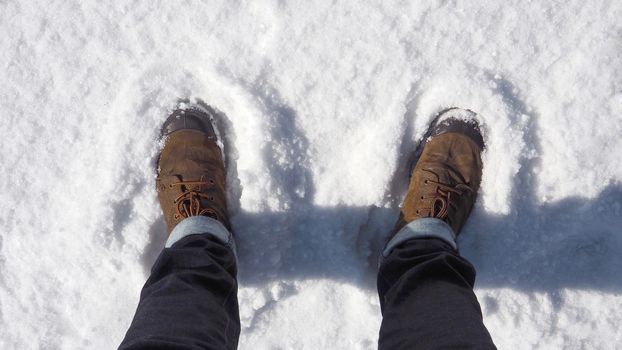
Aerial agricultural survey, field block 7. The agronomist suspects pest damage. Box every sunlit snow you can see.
[1,1,621,349]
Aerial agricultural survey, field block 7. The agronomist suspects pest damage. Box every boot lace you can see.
[421,169,472,220]
[170,176,219,220]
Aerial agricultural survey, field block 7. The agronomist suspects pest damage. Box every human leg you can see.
[119,106,238,349]
[119,218,239,350]
[377,229,495,349]
[377,108,495,349]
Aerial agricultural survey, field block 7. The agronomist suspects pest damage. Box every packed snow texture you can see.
[1,1,622,349]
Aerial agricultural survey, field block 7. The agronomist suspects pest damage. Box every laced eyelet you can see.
[169,178,216,219]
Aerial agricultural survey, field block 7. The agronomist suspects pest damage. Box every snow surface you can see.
[1,1,622,349]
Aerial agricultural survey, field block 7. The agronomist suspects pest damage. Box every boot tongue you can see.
[423,167,465,218]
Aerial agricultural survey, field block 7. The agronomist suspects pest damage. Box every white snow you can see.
[1,0,622,349]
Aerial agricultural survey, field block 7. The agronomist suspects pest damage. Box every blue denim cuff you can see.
[166,216,236,258]
[381,218,457,260]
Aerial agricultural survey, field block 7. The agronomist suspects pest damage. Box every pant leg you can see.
[119,233,240,350]
[377,237,495,350]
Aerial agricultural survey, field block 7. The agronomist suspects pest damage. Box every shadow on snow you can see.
[141,82,622,296]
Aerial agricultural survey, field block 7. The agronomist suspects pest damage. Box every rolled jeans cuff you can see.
[166,216,237,258]
[381,218,457,260]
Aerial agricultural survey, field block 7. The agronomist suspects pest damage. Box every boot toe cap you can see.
[430,108,485,149]
[162,108,217,139]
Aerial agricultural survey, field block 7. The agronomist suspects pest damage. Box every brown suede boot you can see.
[155,107,230,234]
[395,108,484,235]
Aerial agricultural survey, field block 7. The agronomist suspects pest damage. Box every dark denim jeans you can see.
[377,238,496,349]
[119,235,495,349]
